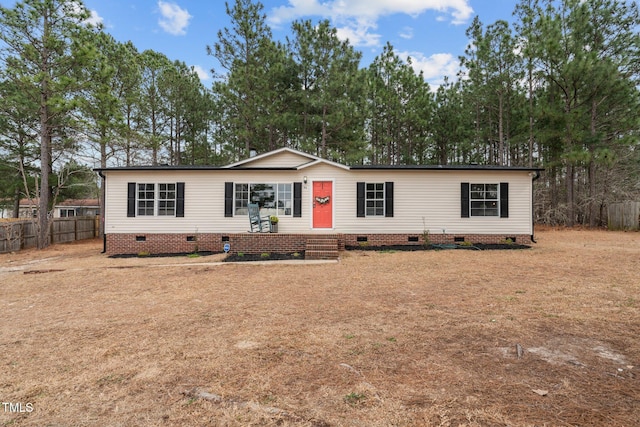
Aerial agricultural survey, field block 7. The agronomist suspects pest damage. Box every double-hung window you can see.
[137,184,155,216]
[357,182,394,218]
[158,183,176,216]
[365,183,385,216]
[133,183,179,216]
[461,182,508,218]
[234,184,249,215]
[470,183,499,216]
[276,184,292,215]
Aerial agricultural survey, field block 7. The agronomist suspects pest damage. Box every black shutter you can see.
[293,182,302,217]
[356,182,365,217]
[127,182,136,217]
[500,182,509,218]
[224,182,233,217]
[385,182,394,217]
[176,182,185,217]
[461,182,470,218]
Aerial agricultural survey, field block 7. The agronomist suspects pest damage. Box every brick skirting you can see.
[344,233,532,247]
[105,232,532,256]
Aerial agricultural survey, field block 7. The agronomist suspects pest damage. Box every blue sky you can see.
[82,0,520,88]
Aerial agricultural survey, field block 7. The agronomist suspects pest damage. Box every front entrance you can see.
[312,181,333,229]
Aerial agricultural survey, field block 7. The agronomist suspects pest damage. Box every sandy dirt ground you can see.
[0,228,638,426]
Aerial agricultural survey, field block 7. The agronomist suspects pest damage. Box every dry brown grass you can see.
[1,229,639,426]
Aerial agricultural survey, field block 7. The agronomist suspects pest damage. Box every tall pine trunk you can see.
[566,163,575,227]
[588,98,598,227]
[498,90,504,165]
[321,104,327,158]
[37,10,51,249]
[38,105,52,248]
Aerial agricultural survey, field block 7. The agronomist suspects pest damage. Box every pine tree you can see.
[289,19,364,160]
[208,0,276,159]
[0,0,97,248]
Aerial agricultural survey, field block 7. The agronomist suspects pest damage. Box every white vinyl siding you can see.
[235,150,314,168]
[103,165,534,236]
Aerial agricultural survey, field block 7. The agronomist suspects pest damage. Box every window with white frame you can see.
[277,183,292,215]
[365,183,385,216]
[136,183,177,216]
[137,183,155,216]
[234,183,292,216]
[470,183,499,216]
[158,183,176,216]
[234,184,249,215]
[59,208,75,217]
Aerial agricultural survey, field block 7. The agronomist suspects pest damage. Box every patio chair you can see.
[248,203,271,232]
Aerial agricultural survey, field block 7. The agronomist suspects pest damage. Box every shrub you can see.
[421,217,431,247]
[344,392,367,405]
[422,229,430,247]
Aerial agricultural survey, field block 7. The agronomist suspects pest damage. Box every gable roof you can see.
[222,147,351,170]
[94,148,543,173]
[3,198,100,208]
[55,199,100,207]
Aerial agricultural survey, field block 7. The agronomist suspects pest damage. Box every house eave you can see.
[349,165,545,172]
[297,159,350,171]
[222,147,317,168]
[94,166,297,173]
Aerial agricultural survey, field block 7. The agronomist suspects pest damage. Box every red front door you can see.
[312,181,333,228]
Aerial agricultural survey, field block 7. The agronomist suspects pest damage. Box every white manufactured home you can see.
[96,148,542,257]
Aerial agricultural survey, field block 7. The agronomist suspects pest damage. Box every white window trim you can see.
[470,183,499,217]
[158,183,177,216]
[365,182,386,217]
[234,182,294,217]
[60,208,75,217]
[136,182,177,217]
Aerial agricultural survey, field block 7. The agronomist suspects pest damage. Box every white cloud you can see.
[192,65,210,81]
[268,0,473,47]
[64,2,104,27]
[271,0,473,22]
[269,0,332,26]
[157,1,192,36]
[399,26,413,39]
[85,10,104,27]
[398,51,460,87]
[335,18,381,47]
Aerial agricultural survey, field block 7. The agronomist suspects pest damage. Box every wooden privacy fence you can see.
[0,216,99,253]
[607,202,640,231]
